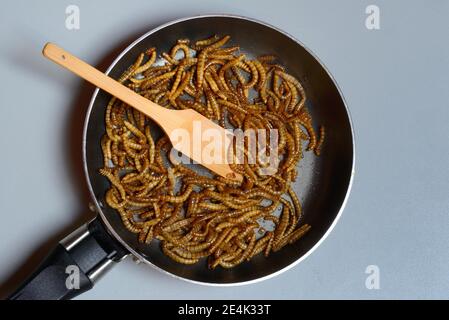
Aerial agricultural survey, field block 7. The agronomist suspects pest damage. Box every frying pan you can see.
[8,14,354,300]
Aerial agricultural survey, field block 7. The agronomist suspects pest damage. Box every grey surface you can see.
[0,0,447,299]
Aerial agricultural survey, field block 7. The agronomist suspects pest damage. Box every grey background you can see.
[0,0,448,299]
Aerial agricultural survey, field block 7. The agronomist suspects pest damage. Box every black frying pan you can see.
[8,15,354,300]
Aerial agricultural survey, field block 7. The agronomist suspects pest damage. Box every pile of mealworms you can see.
[99,35,324,269]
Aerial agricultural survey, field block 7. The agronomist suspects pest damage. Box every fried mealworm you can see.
[99,35,321,269]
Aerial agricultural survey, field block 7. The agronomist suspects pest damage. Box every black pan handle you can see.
[8,216,128,300]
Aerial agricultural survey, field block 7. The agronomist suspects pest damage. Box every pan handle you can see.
[8,217,128,300]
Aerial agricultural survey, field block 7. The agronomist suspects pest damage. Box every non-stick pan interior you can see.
[84,15,354,284]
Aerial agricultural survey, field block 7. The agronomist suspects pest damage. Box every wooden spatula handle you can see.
[43,43,242,181]
[42,43,171,122]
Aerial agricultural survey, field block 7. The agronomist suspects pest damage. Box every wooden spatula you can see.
[43,43,242,182]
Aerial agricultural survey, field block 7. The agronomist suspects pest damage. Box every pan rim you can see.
[82,13,356,287]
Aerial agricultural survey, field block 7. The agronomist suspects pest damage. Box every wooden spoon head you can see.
[160,109,243,182]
